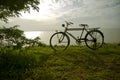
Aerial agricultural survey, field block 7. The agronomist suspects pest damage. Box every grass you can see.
[0,43,120,80]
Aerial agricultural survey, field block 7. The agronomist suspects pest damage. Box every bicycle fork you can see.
[56,33,66,43]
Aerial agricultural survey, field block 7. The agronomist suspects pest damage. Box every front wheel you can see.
[85,30,104,50]
[50,32,70,51]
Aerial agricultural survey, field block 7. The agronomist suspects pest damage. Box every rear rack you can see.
[88,27,100,30]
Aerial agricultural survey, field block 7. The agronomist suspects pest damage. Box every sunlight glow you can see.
[21,0,57,21]
[24,31,42,39]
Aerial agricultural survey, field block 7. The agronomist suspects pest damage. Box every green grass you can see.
[0,44,120,80]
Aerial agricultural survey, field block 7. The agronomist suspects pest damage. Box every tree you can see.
[0,25,24,48]
[0,25,46,48]
[0,0,40,22]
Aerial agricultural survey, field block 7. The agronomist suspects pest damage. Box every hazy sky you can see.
[0,0,120,31]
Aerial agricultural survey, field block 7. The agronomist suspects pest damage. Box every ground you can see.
[0,43,120,80]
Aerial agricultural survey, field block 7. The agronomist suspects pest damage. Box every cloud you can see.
[51,0,120,28]
[58,0,120,17]
[20,0,120,20]
[1,0,120,31]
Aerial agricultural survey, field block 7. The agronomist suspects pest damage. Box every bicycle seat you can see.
[79,24,88,27]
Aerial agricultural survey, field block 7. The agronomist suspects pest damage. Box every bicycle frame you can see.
[63,27,90,42]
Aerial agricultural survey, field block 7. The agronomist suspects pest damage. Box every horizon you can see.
[24,28,120,44]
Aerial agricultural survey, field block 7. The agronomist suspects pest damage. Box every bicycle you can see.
[50,21,104,51]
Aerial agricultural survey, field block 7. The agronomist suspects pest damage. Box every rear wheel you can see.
[50,32,70,51]
[85,30,104,50]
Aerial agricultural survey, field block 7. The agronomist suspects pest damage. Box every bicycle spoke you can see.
[50,32,70,51]
[85,30,104,50]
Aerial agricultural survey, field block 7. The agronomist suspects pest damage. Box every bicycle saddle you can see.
[80,24,88,27]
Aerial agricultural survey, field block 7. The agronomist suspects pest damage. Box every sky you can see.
[0,0,120,31]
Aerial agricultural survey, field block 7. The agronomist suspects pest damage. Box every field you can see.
[0,43,120,80]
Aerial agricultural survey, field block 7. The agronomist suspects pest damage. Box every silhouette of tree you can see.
[0,25,46,48]
[0,25,24,48]
[0,0,40,22]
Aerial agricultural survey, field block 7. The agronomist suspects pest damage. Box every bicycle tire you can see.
[50,32,70,51]
[85,30,104,50]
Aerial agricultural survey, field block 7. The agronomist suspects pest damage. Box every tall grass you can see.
[0,43,120,80]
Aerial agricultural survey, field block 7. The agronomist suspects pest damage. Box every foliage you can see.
[25,37,47,47]
[0,25,24,48]
[0,0,40,22]
[0,25,46,48]
[0,43,120,80]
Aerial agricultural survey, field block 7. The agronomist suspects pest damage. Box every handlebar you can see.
[65,21,73,26]
[62,21,74,28]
